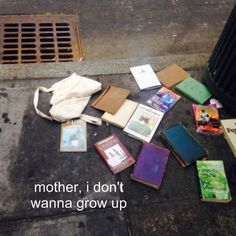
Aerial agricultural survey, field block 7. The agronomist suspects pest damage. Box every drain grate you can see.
[0,15,83,64]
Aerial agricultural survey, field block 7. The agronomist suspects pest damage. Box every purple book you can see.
[131,143,170,189]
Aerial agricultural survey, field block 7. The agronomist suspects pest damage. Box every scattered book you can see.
[157,63,190,88]
[146,87,181,113]
[91,85,130,114]
[130,64,161,90]
[60,119,87,152]
[94,134,135,174]
[196,160,232,203]
[175,77,212,104]
[221,119,236,157]
[101,99,138,128]
[160,122,208,167]
[192,104,223,135]
[131,143,170,189]
[123,104,164,143]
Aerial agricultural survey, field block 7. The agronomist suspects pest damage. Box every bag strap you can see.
[33,86,54,121]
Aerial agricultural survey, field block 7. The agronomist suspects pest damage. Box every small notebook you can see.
[131,143,170,189]
[197,160,232,203]
[94,134,135,174]
[157,64,190,88]
[130,64,161,90]
[101,99,138,128]
[124,104,164,143]
[91,86,130,114]
[175,77,212,104]
[160,123,208,167]
[60,119,87,152]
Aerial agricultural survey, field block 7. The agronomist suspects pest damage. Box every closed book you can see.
[221,119,236,157]
[91,86,130,114]
[175,77,212,104]
[157,64,190,88]
[160,123,208,167]
[94,134,135,174]
[101,99,138,128]
[196,160,232,203]
[131,143,170,189]
[130,64,161,90]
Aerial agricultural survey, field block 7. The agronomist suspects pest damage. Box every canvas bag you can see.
[34,73,102,124]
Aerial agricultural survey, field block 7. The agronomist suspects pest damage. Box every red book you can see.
[94,134,135,174]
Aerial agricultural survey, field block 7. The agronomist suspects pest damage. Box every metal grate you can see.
[0,15,83,64]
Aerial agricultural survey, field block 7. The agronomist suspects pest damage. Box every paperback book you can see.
[94,134,135,174]
[60,119,87,152]
[123,104,164,143]
[196,160,232,203]
[146,87,181,113]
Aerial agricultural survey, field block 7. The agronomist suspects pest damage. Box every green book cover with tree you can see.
[196,160,231,203]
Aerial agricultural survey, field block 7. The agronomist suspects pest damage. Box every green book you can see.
[196,160,232,203]
[175,77,212,104]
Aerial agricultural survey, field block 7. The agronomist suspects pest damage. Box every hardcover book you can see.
[192,104,223,135]
[130,64,161,90]
[94,134,135,174]
[101,99,138,128]
[221,119,236,157]
[91,85,130,114]
[160,123,208,167]
[131,143,170,189]
[146,87,181,113]
[123,104,164,143]
[196,160,232,203]
[175,77,212,104]
[60,119,87,152]
[157,64,190,88]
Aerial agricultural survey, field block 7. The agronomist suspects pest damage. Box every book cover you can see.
[60,119,87,152]
[101,99,138,128]
[157,63,190,88]
[130,64,161,90]
[123,104,164,143]
[196,160,232,203]
[131,143,170,189]
[94,134,135,174]
[91,85,130,114]
[192,104,223,135]
[221,119,236,157]
[146,87,181,113]
[175,77,212,104]
[160,122,208,167]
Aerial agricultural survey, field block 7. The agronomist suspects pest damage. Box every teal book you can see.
[196,161,232,203]
[175,77,212,104]
[160,123,208,167]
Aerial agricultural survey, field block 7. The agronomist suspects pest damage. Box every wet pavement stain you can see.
[2,113,11,124]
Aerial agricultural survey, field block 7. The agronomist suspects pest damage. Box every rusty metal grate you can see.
[0,15,83,64]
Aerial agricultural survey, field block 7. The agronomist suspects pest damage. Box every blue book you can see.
[160,123,208,167]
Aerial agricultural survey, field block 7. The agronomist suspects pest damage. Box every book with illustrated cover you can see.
[130,64,161,90]
[60,119,87,152]
[94,134,135,174]
[221,119,236,157]
[131,143,170,189]
[196,160,232,203]
[175,77,212,104]
[101,99,138,128]
[146,87,181,113]
[192,104,223,135]
[160,123,208,167]
[123,104,164,143]
[157,64,190,88]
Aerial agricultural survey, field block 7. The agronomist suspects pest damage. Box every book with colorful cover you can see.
[131,143,170,189]
[196,160,232,203]
[146,87,181,113]
[94,134,135,174]
[192,104,223,135]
